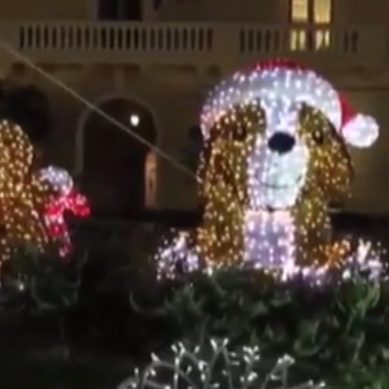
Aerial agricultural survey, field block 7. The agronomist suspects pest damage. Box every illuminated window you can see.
[291,0,308,22]
[290,0,332,51]
[315,29,330,49]
[291,0,332,24]
[314,0,331,23]
[290,30,307,51]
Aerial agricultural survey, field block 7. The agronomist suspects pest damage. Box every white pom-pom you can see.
[342,114,379,148]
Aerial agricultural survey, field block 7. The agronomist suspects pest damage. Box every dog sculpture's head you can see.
[245,100,353,211]
[199,60,379,213]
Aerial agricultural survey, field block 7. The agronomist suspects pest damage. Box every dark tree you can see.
[0,81,51,143]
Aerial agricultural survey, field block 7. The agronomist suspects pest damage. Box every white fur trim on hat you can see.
[201,59,379,149]
[342,114,379,148]
[201,62,342,139]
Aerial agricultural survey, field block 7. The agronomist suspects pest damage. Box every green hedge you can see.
[135,268,389,388]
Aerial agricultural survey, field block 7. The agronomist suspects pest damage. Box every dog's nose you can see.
[268,132,295,154]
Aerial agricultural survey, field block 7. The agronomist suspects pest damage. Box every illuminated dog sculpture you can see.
[156,60,379,279]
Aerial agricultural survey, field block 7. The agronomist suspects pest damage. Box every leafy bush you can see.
[134,268,389,387]
[0,245,86,360]
[0,244,84,312]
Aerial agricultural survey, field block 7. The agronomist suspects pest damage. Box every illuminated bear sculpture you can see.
[0,120,90,268]
[0,120,50,263]
[156,59,380,279]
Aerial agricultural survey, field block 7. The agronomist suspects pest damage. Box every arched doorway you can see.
[80,97,157,215]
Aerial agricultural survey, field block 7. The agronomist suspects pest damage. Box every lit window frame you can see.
[290,0,309,24]
[289,0,333,52]
[313,0,333,24]
[289,0,333,25]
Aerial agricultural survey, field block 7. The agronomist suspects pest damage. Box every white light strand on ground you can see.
[0,38,199,182]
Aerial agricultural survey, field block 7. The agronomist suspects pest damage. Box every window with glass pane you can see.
[314,0,331,23]
[291,0,308,22]
[97,0,142,20]
[98,0,119,20]
[315,29,331,49]
[290,29,307,51]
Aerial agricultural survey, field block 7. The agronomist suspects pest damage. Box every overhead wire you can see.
[0,38,200,182]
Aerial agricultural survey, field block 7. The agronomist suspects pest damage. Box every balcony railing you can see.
[0,21,386,67]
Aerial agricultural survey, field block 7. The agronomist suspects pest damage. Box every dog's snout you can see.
[268,132,295,154]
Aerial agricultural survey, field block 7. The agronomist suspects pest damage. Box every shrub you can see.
[134,267,389,386]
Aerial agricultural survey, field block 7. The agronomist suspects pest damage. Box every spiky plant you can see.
[118,338,325,389]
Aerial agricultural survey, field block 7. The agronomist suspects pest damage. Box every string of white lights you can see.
[0,38,199,182]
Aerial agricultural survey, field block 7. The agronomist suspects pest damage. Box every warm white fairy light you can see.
[0,120,50,266]
[0,122,91,268]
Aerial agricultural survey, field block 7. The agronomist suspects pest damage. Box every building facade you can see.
[0,0,387,214]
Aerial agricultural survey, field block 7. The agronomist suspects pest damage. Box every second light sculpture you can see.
[0,120,90,268]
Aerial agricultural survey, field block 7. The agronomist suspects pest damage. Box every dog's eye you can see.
[232,124,247,141]
[312,129,325,145]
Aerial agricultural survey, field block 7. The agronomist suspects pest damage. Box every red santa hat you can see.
[201,58,379,148]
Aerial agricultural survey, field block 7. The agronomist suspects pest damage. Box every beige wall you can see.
[155,0,285,22]
[0,0,387,212]
[29,65,389,214]
[0,0,282,22]
[0,0,387,24]
[0,0,91,20]
[0,0,286,23]
[336,0,389,24]
[154,0,389,24]
[33,65,203,210]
